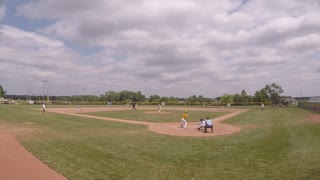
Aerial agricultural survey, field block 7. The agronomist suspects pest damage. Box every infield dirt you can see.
[47,106,249,137]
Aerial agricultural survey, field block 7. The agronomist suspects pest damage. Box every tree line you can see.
[0,85,5,98]
[220,83,287,106]
[102,83,286,106]
[1,83,288,106]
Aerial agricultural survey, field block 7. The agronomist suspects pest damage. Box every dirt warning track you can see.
[0,127,66,180]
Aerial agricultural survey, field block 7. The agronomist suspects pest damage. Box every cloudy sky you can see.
[0,0,319,98]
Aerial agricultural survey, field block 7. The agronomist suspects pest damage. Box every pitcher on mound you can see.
[180,111,188,128]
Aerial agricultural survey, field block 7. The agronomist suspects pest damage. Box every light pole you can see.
[93,88,97,104]
[41,80,48,103]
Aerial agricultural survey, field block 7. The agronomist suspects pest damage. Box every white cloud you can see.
[0,5,5,20]
[16,0,97,20]
[0,25,100,94]
[1,25,64,48]
[0,0,319,97]
[283,34,320,50]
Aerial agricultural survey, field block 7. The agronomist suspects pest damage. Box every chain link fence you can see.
[298,102,320,112]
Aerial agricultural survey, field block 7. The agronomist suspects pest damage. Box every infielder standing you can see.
[158,104,162,114]
[42,103,46,115]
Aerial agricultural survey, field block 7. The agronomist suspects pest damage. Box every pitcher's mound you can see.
[145,111,173,115]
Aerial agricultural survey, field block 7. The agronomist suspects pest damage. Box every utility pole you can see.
[41,80,48,103]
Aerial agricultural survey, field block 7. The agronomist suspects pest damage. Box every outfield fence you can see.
[38,101,270,106]
[298,102,320,112]
[3,99,271,107]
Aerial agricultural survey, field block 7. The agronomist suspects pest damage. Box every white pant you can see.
[180,119,187,128]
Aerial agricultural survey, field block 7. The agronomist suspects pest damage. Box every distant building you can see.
[288,97,298,105]
[309,96,320,103]
[295,97,310,102]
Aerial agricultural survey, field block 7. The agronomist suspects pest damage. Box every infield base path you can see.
[48,107,249,137]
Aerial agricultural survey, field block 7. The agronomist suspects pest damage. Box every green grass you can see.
[0,105,320,179]
[85,109,228,123]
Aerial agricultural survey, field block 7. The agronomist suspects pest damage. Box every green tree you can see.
[0,85,4,97]
[105,90,146,103]
[119,90,131,102]
[135,91,146,102]
[187,95,198,103]
[247,95,254,103]
[221,94,233,105]
[105,91,120,102]
[149,95,160,102]
[233,93,241,102]
[254,89,268,102]
[263,83,284,105]
[160,96,169,102]
[241,90,247,102]
[99,94,106,102]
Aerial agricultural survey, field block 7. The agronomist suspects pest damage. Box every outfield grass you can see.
[0,105,320,179]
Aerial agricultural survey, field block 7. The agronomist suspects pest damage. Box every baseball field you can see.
[0,105,320,179]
